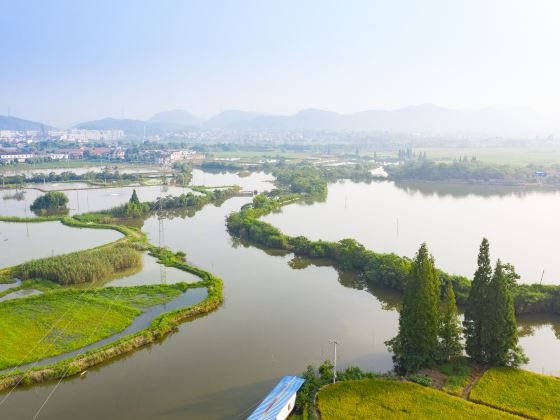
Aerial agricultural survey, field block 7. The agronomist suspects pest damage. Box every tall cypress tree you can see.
[439,280,463,360]
[387,243,440,373]
[486,260,526,366]
[464,238,492,363]
[129,189,140,205]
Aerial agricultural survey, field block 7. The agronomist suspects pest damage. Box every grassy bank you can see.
[317,379,518,419]
[470,368,560,419]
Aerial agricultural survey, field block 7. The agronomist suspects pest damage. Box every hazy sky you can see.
[1,0,559,127]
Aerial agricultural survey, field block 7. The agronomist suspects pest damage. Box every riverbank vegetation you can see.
[0,169,154,188]
[386,159,560,186]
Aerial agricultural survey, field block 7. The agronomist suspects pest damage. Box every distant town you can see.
[0,128,204,165]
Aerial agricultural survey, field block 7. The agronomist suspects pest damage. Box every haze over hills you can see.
[0,115,55,131]
[148,110,200,127]
[67,105,560,137]
[228,105,553,137]
[1,105,557,137]
[205,110,263,129]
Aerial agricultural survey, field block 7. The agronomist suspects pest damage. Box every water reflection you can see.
[393,179,559,199]
[0,221,122,268]
[263,180,560,283]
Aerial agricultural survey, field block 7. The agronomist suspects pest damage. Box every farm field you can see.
[470,367,560,419]
[317,379,519,419]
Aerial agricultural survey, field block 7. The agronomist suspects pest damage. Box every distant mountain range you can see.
[225,105,552,136]
[1,105,556,137]
[0,115,55,131]
[69,105,558,137]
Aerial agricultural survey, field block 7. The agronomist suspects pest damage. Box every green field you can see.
[317,379,518,419]
[0,284,189,370]
[211,150,307,160]
[470,368,560,419]
[415,148,560,166]
[0,161,161,172]
[0,292,137,370]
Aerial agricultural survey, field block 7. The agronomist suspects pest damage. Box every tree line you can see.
[386,160,547,184]
[388,239,526,373]
[1,170,144,187]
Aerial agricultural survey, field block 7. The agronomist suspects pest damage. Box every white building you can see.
[65,129,125,142]
[159,149,205,165]
[0,152,35,163]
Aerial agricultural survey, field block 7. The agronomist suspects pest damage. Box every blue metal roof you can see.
[247,376,305,420]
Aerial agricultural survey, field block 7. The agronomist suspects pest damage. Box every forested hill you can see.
[386,160,560,185]
[0,115,54,131]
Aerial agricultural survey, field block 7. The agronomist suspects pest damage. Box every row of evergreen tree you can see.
[387,239,526,373]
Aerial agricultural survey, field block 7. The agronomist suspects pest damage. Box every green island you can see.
[29,191,69,215]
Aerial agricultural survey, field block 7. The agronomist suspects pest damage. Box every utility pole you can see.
[329,339,341,384]
[157,196,167,284]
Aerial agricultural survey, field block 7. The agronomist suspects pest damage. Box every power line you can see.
[32,282,133,419]
[0,268,116,407]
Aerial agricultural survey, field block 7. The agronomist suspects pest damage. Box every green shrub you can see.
[408,374,433,387]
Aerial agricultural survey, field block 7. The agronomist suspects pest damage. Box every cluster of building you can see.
[0,146,125,163]
[159,149,204,165]
[0,145,204,165]
[0,129,124,143]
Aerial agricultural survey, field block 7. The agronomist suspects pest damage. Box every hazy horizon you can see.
[1,0,559,129]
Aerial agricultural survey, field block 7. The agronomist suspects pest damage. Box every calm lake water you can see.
[103,253,200,287]
[1,175,559,419]
[264,180,560,284]
[190,169,274,192]
[0,221,122,268]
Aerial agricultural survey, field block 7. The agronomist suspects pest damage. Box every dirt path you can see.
[462,364,488,399]
[417,368,447,390]
[418,363,488,400]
